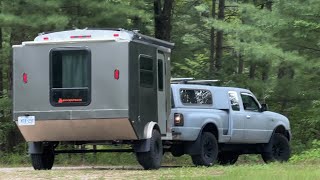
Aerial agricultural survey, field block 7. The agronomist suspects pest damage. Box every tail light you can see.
[174,113,184,126]
[114,69,120,80]
[23,73,28,84]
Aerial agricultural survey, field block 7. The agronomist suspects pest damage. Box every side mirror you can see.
[261,103,269,112]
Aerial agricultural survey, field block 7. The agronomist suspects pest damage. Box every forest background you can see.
[0,0,319,162]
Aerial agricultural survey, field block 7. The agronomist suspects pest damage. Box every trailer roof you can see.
[27,28,174,49]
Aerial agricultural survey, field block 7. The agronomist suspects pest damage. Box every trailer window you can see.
[50,48,91,106]
[158,59,163,91]
[180,89,212,105]
[139,56,153,87]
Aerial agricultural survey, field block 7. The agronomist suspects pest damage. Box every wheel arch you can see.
[144,121,160,139]
[273,125,291,141]
[201,122,219,141]
[134,122,160,153]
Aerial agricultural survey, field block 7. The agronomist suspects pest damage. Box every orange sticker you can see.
[58,98,82,103]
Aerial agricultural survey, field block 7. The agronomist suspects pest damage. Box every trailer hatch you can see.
[50,47,91,106]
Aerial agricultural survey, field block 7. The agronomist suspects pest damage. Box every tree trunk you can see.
[265,0,272,11]
[0,28,3,97]
[261,63,270,81]
[154,0,174,41]
[249,63,256,79]
[209,0,216,78]
[215,0,225,72]
[238,53,244,74]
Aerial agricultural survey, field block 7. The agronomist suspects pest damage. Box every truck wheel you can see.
[191,132,218,166]
[217,152,239,165]
[170,145,184,157]
[261,133,290,163]
[31,146,55,170]
[136,129,163,170]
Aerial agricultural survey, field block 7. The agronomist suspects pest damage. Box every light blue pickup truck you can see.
[168,82,291,166]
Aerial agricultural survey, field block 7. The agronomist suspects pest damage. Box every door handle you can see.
[246,115,251,119]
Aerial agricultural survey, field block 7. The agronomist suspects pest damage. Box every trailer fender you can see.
[28,142,43,154]
[144,121,159,139]
[134,122,159,153]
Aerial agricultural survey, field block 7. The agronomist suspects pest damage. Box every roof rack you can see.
[171,78,220,85]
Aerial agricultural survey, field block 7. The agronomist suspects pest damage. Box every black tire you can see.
[170,145,184,157]
[261,133,291,163]
[31,146,55,170]
[136,129,163,170]
[217,152,239,165]
[191,132,218,166]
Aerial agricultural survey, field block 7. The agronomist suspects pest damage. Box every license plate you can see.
[18,116,35,126]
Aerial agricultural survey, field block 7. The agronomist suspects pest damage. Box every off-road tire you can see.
[31,146,55,170]
[136,129,163,170]
[217,152,239,165]
[191,132,218,166]
[170,145,184,157]
[261,133,291,163]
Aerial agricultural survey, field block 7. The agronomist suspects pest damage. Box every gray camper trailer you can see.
[13,29,174,170]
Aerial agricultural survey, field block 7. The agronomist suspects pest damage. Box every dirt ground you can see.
[0,166,205,180]
[0,166,151,180]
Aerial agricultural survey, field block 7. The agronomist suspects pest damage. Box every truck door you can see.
[228,91,246,143]
[157,51,167,135]
[240,93,270,143]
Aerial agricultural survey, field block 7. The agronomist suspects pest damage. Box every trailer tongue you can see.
[13,29,174,170]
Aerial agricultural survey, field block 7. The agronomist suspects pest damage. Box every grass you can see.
[0,163,319,179]
[1,147,320,179]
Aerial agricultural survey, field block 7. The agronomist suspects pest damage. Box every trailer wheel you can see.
[136,129,163,170]
[31,146,55,170]
[217,152,239,165]
[191,132,218,166]
[261,133,291,163]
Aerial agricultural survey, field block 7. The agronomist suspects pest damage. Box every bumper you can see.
[16,118,138,142]
[171,127,201,141]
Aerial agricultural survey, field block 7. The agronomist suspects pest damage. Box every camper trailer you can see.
[13,29,174,170]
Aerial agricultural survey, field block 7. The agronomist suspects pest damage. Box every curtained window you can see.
[50,48,91,106]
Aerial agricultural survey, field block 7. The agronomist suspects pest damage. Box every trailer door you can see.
[157,51,167,135]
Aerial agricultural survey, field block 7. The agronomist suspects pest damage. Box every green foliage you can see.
[290,140,320,162]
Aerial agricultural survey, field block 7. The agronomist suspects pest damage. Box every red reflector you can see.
[114,69,120,80]
[43,37,49,40]
[113,33,119,37]
[23,73,28,84]
[70,35,91,39]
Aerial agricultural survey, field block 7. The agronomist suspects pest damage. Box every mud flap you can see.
[28,142,43,154]
[133,139,151,152]
[184,135,201,155]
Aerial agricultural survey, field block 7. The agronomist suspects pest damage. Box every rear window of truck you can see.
[50,48,91,106]
[180,89,212,105]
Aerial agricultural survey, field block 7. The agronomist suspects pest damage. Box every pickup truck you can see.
[168,83,291,165]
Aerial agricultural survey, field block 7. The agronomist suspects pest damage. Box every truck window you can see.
[139,56,153,88]
[241,93,259,111]
[228,91,240,111]
[180,89,212,105]
[50,48,91,106]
